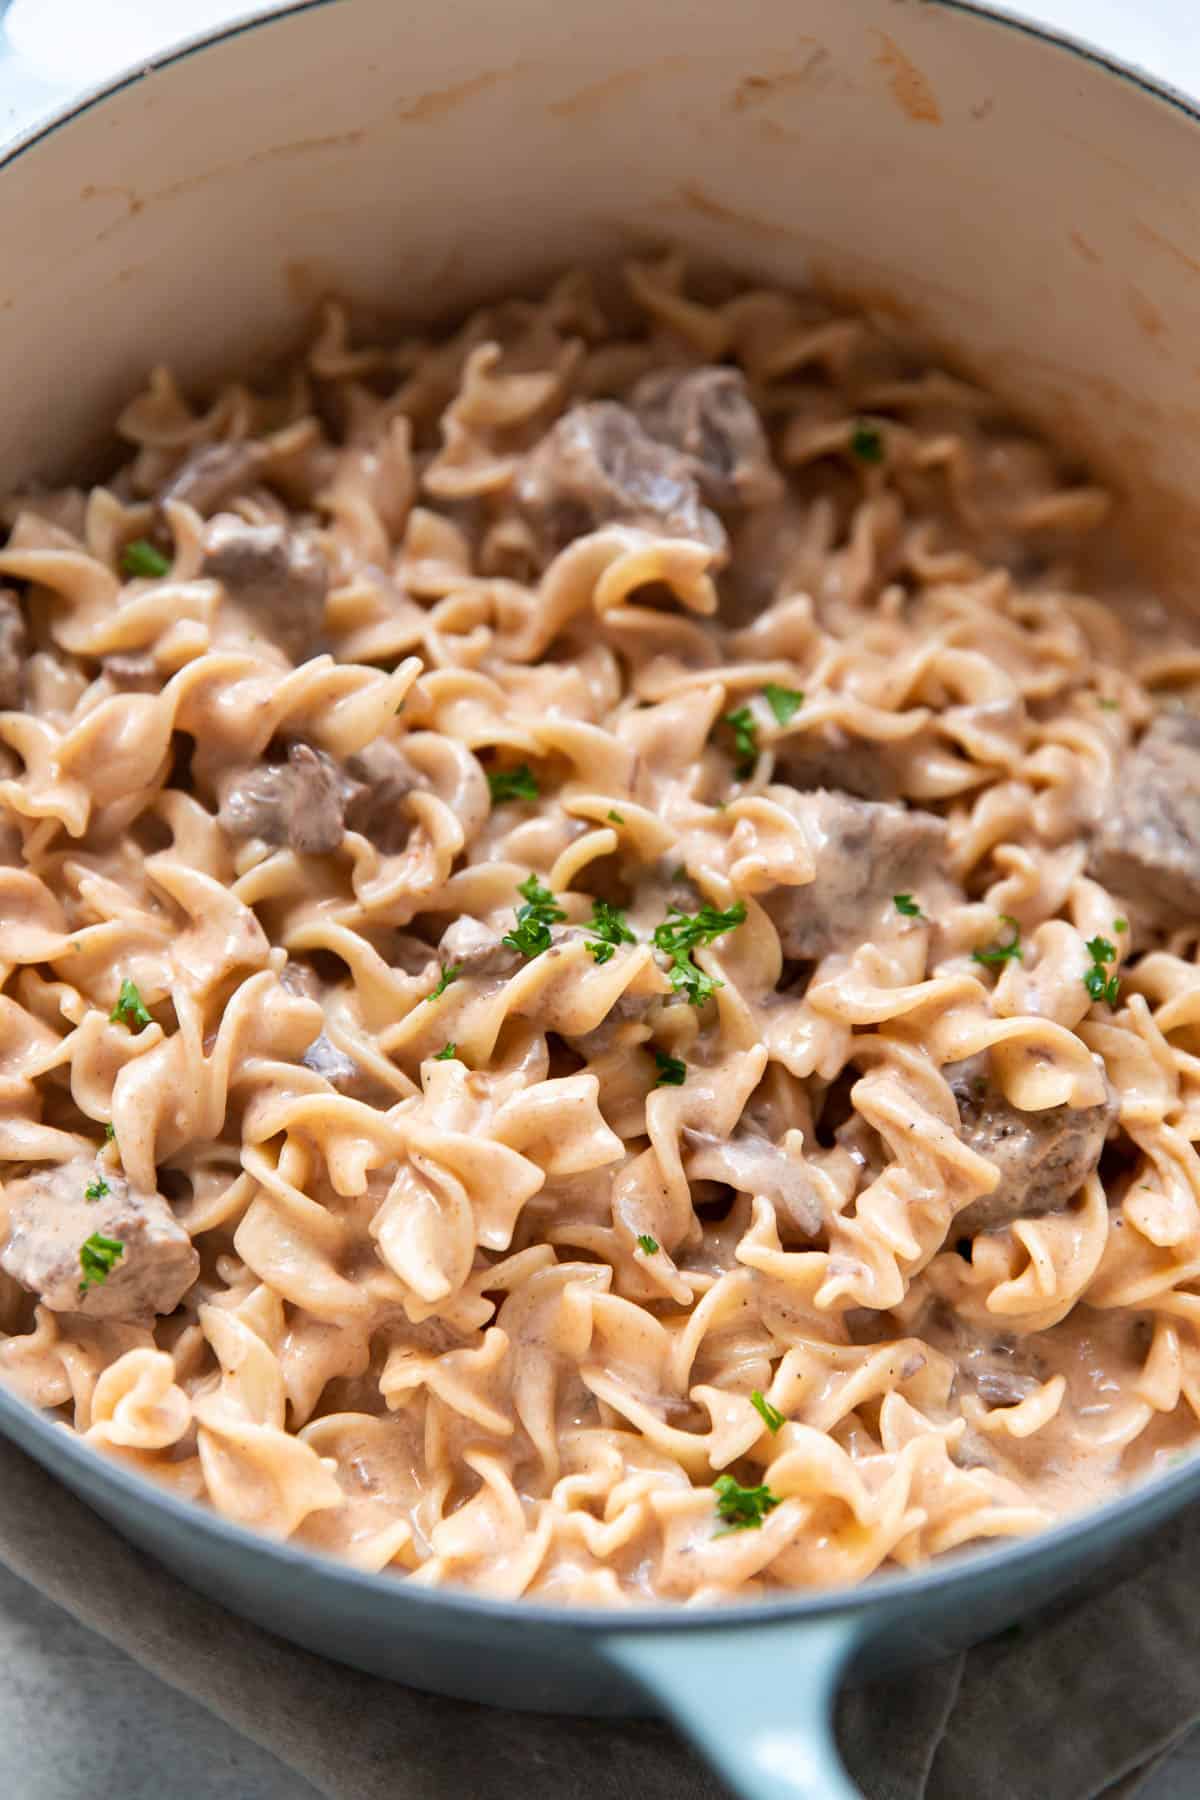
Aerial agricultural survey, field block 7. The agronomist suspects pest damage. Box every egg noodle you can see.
[0,256,1197,1603]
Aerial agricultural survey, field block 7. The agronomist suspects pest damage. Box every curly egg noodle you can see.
[0,256,1197,1604]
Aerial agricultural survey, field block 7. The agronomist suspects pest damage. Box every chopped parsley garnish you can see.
[84,1177,109,1202]
[652,902,746,1008]
[502,873,566,960]
[607,809,625,824]
[723,706,759,778]
[671,865,688,885]
[119,538,169,579]
[1097,698,1120,711]
[586,899,635,967]
[487,763,539,805]
[103,1122,115,1142]
[1084,934,1120,1006]
[713,1473,781,1533]
[1114,917,1128,934]
[763,684,804,726]
[636,1233,659,1255]
[78,1233,124,1295]
[750,1390,785,1433]
[665,956,720,1006]
[654,903,747,954]
[850,420,885,464]
[893,893,923,919]
[971,916,1023,968]
[428,964,462,1001]
[433,1042,457,1061]
[110,978,152,1031]
[653,1049,686,1087]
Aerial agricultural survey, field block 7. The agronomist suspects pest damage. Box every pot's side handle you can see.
[599,1613,862,1799]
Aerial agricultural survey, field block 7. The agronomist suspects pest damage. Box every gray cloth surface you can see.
[0,1433,1198,1800]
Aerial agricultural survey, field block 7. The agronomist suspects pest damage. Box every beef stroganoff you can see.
[0,256,1197,1601]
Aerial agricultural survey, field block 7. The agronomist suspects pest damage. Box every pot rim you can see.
[0,0,1198,1636]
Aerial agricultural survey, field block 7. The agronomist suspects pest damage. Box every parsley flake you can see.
[607,809,625,824]
[78,1232,124,1296]
[586,899,636,966]
[763,684,804,726]
[850,420,885,464]
[488,763,539,805]
[653,1049,686,1087]
[428,964,462,1001]
[1097,698,1120,711]
[723,706,759,777]
[433,1042,457,1061]
[502,873,566,960]
[893,893,923,919]
[652,902,746,1008]
[713,1473,781,1533]
[1113,917,1128,934]
[1084,934,1120,1006]
[636,1233,659,1255]
[110,978,152,1031]
[84,1177,109,1202]
[103,1122,115,1142]
[972,916,1023,968]
[119,538,169,579]
[750,1390,785,1433]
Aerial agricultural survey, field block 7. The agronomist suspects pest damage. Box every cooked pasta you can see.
[0,256,1197,1604]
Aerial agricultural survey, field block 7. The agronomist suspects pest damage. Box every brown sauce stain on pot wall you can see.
[673,183,803,241]
[548,59,692,118]
[394,69,512,124]
[1133,219,1200,280]
[726,45,847,109]
[871,31,942,125]
[1127,286,1167,342]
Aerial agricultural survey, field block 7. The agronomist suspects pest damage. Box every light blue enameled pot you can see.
[2,3,1200,1793]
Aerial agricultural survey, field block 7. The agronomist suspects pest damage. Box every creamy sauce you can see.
[0,259,1196,1603]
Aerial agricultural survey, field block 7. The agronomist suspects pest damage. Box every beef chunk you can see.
[762,790,947,959]
[202,517,328,663]
[219,739,415,858]
[513,402,727,555]
[775,726,902,801]
[1,1162,198,1319]
[160,442,265,514]
[947,1054,1118,1235]
[279,959,322,999]
[301,1032,363,1094]
[632,366,782,508]
[1088,712,1200,927]
[284,745,347,854]
[0,588,27,710]
[437,916,521,981]
[341,740,416,854]
[217,743,347,855]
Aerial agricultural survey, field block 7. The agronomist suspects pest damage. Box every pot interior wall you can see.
[1,0,1199,592]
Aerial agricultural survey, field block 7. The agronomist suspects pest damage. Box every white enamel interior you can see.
[1,0,1199,584]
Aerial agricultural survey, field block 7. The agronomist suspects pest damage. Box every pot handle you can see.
[599,1612,862,1799]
